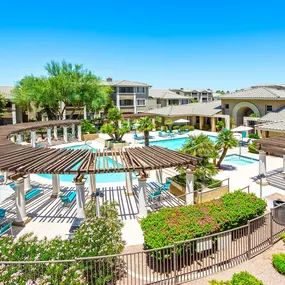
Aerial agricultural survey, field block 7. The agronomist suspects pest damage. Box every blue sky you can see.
[1,0,285,91]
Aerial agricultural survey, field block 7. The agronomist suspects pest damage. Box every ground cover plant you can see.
[0,201,125,285]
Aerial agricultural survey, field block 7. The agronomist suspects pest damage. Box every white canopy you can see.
[231,126,253,132]
[174,119,190,124]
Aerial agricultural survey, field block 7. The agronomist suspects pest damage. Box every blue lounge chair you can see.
[60,191,76,207]
[25,189,43,201]
[177,130,186,135]
[0,221,12,237]
[0,208,6,222]
[133,134,144,141]
[0,175,4,183]
[239,139,251,146]
[8,183,15,189]
[166,130,175,137]
[158,131,167,137]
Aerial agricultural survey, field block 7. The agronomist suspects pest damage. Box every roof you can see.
[219,87,285,100]
[259,106,285,122]
[0,121,199,176]
[256,121,285,132]
[149,89,188,100]
[255,135,285,155]
[170,88,212,93]
[146,100,222,117]
[0,86,13,99]
[102,80,150,87]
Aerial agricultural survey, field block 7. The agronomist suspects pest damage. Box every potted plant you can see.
[81,119,99,141]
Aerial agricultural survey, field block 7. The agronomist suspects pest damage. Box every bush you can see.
[248,133,260,139]
[141,191,266,250]
[248,143,259,154]
[180,125,194,132]
[0,201,125,285]
[202,124,211,131]
[81,119,97,134]
[210,271,263,285]
[161,125,168,131]
[172,125,180,130]
[272,253,285,275]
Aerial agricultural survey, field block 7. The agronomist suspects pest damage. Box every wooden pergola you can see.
[255,136,285,156]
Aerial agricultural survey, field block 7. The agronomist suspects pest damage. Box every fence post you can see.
[173,243,177,284]
[228,178,230,191]
[270,210,273,245]
[247,220,251,259]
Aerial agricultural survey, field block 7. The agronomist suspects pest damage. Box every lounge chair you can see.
[0,175,4,183]
[60,191,76,207]
[177,130,186,135]
[133,134,144,141]
[239,139,251,146]
[166,130,175,137]
[148,189,161,202]
[0,220,12,237]
[0,208,6,222]
[25,189,43,201]
[158,131,167,137]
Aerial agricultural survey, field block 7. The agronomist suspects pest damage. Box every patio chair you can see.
[0,220,12,237]
[166,130,175,137]
[60,191,76,208]
[148,189,162,203]
[239,139,251,146]
[0,175,4,183]
[0,208,6,222]
[158,131,168,137]
[177,130,186,135]
[25,189,43,201]
[133,134,144,141]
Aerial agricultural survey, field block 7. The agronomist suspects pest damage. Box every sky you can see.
[1,0,285,91]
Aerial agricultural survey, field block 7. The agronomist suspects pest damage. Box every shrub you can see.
[161,125,168,131]
[248,143,259,154]
[210,271,263,285]
[202,124,211,131]
[272,253,285,275]
[172,125,180,130]
[81,119,97,134]
[141,191,266,250]
[180,125,194,132]
[0,201,125,285]
[248,133,260,139]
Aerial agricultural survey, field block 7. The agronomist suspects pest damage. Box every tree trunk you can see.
[217,147,228,168]
[144,130,150,146]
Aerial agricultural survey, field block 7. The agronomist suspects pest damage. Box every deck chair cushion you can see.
[25,189,42,201]
[0,208,6,219]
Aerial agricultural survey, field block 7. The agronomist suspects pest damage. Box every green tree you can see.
[12,60,112,120]
[100,107,130,142]
[137,117,154,146]
[0,93,7,118]
[164,119,174,130]
[216,129,239,168]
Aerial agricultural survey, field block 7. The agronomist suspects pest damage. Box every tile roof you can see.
[146,100,222,117]
[170,88,212,93]
[102,80,150,87]
[0,86,13,99]
[259,106,285,122]
[256,121,285,132]
[219,87,285,100]
[149,89,188,100]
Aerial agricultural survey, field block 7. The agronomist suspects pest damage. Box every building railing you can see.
[1,205,285,284]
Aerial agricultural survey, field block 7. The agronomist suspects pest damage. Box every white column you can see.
[77,125,82,142]
[31,130,36,147]
[283,155,285,174]
[47,128,52,145]
[225,115,230,130]
[116,87,120,110]
[24,175,32,193]
[137,177,147,219]
[17,134,23,144]
[155,168,163,184]
[152,118,156,131]
[75,180,86,219]
[61,102,66,120]
[63,127,68,143]
[12,103,17,124]
[125,172,133,196]
[53,126,58,140]
[3,172,8,184]
[83,106,87,120]
[134,93,137,114]
[14,178,28,226]
[186,170,194,205]
[71,124,75,137]
[211,117,216,132]
[51,174,60,198]
[89,174,96,196]
[259,151,267,176]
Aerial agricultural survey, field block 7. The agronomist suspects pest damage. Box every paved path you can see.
[187,240,285,285]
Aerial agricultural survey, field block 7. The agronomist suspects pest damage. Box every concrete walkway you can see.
[187,240,285,285]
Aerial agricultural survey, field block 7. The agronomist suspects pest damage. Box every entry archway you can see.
[232,102,260,125]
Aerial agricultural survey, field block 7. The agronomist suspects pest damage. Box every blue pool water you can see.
[223,154,258,166]
[149,135,217,150]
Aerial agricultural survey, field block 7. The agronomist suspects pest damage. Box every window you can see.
[181,99,189,105]
[266,105,273,112]
[225,104,229,109]
[202,98,207,102]
[168,99,179,105]
[120,99,133,106]
[119,87,134,93]
[137,99,146,106]
[137,87,146,93]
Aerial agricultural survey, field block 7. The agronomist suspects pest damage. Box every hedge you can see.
[248,143,259,154]
[180,125,195,132]
[272,253,285,275]
[141,191,266,250]
[210,271,264,285]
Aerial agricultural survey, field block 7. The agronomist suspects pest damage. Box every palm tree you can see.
[216,129,239,168]
[137,117,154,146]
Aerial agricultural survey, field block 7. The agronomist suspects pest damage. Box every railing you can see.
[1,206,285,284]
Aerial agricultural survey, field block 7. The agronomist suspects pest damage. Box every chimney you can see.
[106,77,113,82]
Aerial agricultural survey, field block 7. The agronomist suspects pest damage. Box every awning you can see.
[174,119,190,124]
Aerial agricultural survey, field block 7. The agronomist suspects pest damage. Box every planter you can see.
[169,181,186,201]
[82,133,99,141]
[109,141,129,150]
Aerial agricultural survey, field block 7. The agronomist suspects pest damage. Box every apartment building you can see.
[170,88,214,103]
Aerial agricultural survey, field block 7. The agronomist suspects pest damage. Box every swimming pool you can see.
[223,154,258,166]
[149,135,217,150]
[37,144,135,183]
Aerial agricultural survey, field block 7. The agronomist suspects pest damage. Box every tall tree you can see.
[137,117,154,146]
[0,93,7,118]
[216,130,239,168]
[12,60,112,120]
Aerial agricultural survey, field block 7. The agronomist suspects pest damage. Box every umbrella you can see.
[174,119,190,124]
[231,126,253,132]
[0,185,14,204]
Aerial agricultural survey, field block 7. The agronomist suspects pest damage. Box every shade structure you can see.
[231,126,253,132]
[174,119,190,124]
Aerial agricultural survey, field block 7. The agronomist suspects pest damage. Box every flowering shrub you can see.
[0,201,125,285]
[141,191,266,250]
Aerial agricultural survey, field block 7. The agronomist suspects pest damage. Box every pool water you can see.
[149,135,217,150]
[223,154,258,166]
